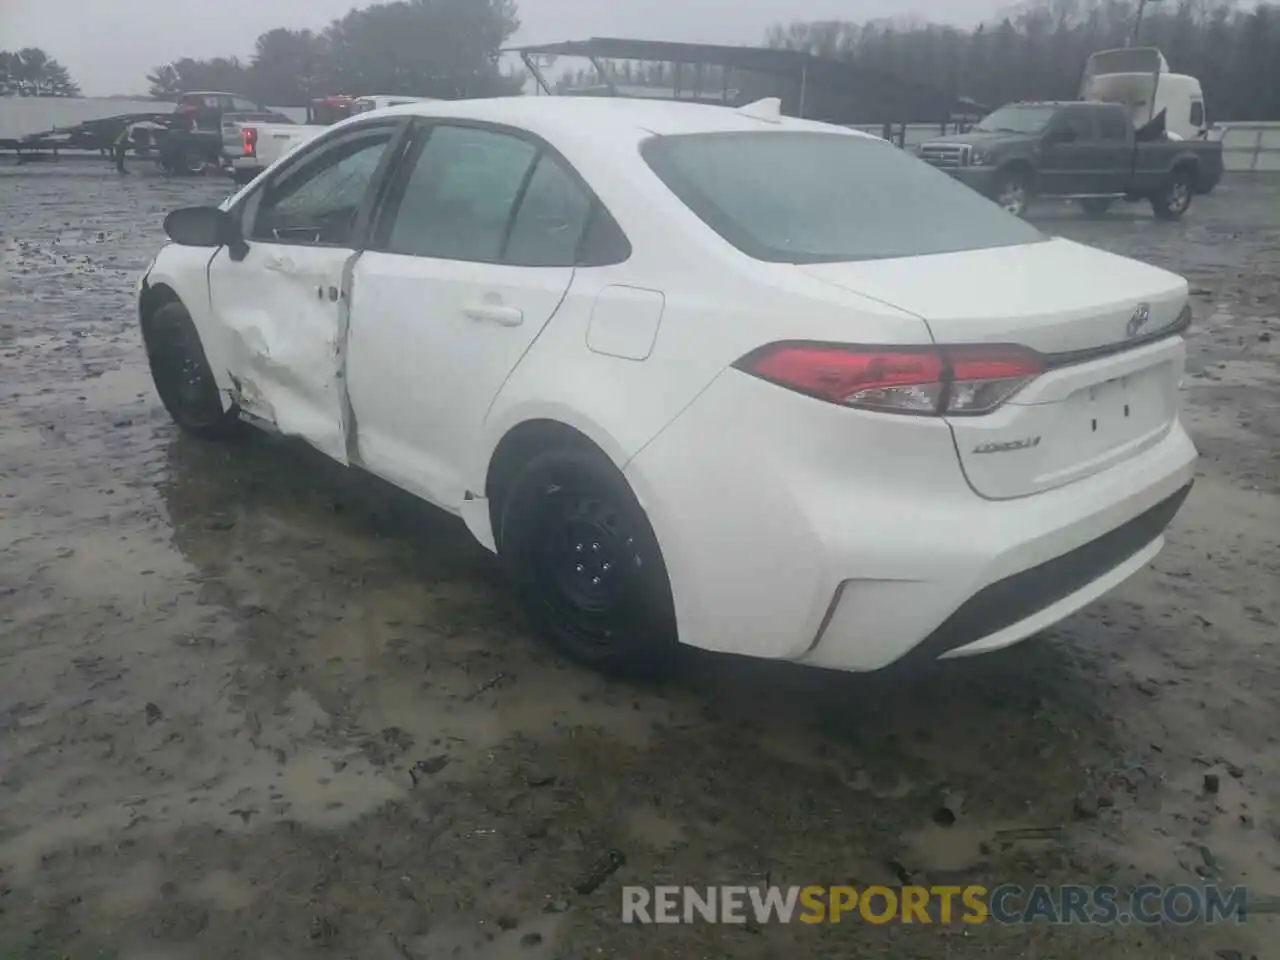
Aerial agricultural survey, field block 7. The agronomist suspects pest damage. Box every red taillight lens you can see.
[735,342,1043,416]
[942,344,1045,415]
[242,127,258,157]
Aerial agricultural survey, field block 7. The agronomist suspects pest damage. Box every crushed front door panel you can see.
[208,243,359,464]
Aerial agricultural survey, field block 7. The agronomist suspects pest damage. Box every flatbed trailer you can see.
[0,112,179,164]
[0,109,265,174]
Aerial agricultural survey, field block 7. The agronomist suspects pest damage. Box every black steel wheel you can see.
[498,447,678,679]
[142,300,241,440]
[1152,169,1194,221]
[994,168,1032,218]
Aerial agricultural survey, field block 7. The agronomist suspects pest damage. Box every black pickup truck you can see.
[917,100,1223,220]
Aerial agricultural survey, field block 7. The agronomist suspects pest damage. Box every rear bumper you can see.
[900,480,1191,664]
[625,369,1198,672]
[224,156,265,181]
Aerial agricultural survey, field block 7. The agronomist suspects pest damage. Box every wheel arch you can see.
[139,279,181,328]
[141,255,236,405]
[481,415,631,551]
[1170,154,1201,187]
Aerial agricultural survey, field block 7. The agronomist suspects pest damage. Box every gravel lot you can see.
[1,163,1277,960]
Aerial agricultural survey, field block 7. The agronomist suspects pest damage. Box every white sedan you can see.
[138,95,1197,678]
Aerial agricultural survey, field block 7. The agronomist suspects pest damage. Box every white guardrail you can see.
[852,121,1280,173]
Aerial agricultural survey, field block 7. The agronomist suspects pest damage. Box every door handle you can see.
[462,303,523,327]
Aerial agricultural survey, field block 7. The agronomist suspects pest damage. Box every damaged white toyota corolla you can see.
[138,96,1197,678]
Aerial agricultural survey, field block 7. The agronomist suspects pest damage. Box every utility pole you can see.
[1127,0,1162,47]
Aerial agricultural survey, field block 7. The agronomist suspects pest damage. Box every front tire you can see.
[994,168,1032,218]
[498,447,678,680]
[1152,169,1194,221]
[1079,197,1114,218]
[142,300,241,440]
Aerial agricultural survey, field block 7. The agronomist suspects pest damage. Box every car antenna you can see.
[736,97,783,124]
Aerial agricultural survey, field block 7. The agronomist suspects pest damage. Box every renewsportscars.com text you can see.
[621,884,1249,926]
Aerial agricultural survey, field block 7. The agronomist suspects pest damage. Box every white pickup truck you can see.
[222,120,323,184]
[222,94,437,184]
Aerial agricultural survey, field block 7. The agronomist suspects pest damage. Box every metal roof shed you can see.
[505,37,960,128]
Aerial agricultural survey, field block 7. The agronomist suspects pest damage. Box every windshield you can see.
[973,105,1059,134]
[640,131,1044,264]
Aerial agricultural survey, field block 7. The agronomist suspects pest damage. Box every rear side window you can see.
[641,132,1044,263]
[504,154,593,267]
[375,123,627,267]
[1097,108,1130,141]
[382,125,538,262]
[1055,107,1096,141]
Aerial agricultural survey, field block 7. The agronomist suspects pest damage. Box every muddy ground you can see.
[1,163,1277,960]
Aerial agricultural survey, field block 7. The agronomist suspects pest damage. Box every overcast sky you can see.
[2,0,1002,96]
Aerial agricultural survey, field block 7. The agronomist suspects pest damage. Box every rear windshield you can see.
[640,132,1044,264]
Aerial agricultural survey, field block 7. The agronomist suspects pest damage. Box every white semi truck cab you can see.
[1080,47,1208,141]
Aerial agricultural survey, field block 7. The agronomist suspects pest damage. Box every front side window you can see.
[641,131,1044,264]
[1190,101,1205,127]
[248,129,394,245]
[380,125,538,262]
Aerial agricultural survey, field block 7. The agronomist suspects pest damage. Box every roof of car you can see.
[374,95,871,140]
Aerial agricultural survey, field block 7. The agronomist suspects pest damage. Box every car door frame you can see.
[209,115,416,460]
[343,115,628,509]
[1091,105,1135,196]
[1038,106,1104,196]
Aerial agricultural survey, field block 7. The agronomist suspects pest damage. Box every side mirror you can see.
[163,206,248,259]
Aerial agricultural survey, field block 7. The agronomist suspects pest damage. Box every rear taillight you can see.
[734,342,1043,416]
[242,127,258,157]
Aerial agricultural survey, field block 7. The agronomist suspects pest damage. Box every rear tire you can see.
[142,300,241,440]
[1152,169,1194,221]
[181,149,205,175]
[498,447,679,680]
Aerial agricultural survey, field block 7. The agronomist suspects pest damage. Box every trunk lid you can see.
[800,238,1189,499]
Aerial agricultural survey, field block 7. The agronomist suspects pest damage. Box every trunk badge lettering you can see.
[1127,302,1152,338]
[972,437,1042,455]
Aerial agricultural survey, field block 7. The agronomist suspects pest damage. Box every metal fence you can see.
[1214,122,1280,172]
[850,121,1280,172]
